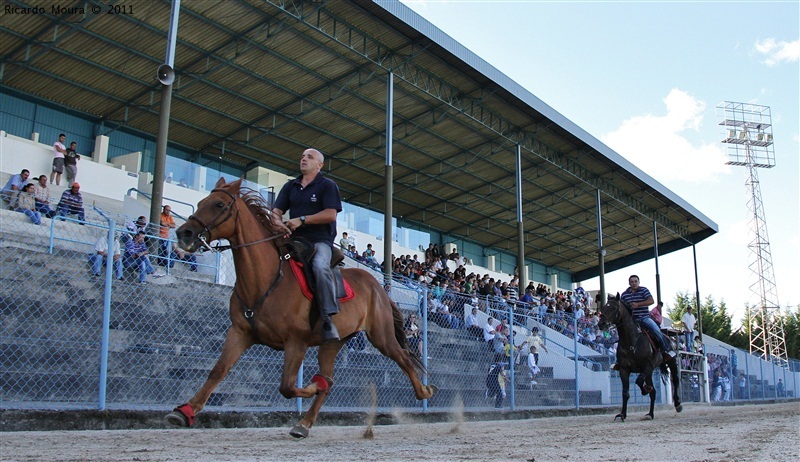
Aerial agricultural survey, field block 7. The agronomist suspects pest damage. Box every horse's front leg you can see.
[289,340,344,438]
[165,325,253,427]
[616,370,630,422]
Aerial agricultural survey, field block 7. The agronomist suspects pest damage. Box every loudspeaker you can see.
[157,64,175,85]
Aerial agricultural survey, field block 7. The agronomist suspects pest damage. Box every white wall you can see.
[1,131,137,202]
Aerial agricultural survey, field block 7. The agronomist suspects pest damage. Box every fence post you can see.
[759,359,764,399]
[573,313,579,410]
[508,302,515,410]
[772,362,777,399]
[296,361,304,412]
[745,355,750,400]
[421,286,429,412]
[98,218,115,410]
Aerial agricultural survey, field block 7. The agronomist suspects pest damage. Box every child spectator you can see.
[14,183,42,225]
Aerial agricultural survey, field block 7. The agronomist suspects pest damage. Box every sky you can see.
[399,0,800,326]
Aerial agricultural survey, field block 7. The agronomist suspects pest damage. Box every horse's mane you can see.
[238,187,282,236]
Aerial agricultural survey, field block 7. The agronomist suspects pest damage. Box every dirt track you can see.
[1,402,797,461]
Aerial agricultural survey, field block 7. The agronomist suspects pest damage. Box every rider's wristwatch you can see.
[299,216,306,225]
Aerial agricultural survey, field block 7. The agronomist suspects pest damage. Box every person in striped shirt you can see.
[620,275,676,360]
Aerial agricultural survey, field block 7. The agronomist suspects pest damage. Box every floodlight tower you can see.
[717,101,787,368]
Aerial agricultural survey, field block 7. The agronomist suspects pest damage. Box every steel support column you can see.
[149,0,180,229]
[383,71,394,286]
[596,189,606,305]
[516,145,526,289]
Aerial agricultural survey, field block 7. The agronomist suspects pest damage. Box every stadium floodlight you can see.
[717,101,787,368]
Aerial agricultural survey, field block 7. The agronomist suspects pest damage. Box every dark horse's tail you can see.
[389,298,426,374]
[660,356,679,388]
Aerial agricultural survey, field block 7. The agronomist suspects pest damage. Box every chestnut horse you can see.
[164,178,436,437]
[598,294,682,421]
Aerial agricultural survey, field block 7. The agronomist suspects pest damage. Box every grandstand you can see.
[1,1,796,416]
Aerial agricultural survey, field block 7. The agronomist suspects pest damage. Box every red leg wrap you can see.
[175,403,196,426]
[311,374,333,394]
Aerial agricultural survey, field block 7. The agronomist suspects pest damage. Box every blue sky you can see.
[400,0,800,325]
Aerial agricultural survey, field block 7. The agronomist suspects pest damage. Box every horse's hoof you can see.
[428,384,439,395]
[165,411,189,427]
[675,403,683,413]
[290,423,309,439]
[644,414,654,420]
[614,414,626,422]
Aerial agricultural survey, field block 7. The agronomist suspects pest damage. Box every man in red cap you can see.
[56,182,85,222]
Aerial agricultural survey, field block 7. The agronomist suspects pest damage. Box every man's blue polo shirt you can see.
[273,172,342,246]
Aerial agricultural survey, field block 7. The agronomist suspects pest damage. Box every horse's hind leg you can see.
[289,340,344,438]
[165,326,252,427]
[645,371,656,420]
[368,325,435,401]
[615,370,630,422]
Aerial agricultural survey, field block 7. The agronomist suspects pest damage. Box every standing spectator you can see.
[89,233,123,279]
[485,363,504,409]
[738,373,747,400]
[56,182,85,222]
[1,169,29,208]
[338,232,349,251]
[124,231,156,284]
[158,205,176,266]
[492,325,509,363]
[64,141,80,187]
[13,184,42,225]
[521,326,548,370]
[527,346,541,387]
[682,306,697,352]
[50,134,67,186]
[776,379,784,398]
[32,174,55,218]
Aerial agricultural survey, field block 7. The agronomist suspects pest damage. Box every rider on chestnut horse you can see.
[271,148,343,342]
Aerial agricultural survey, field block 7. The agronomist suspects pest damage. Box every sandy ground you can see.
[0,402,798,462]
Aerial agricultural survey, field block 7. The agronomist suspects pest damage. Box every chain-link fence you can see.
[1,207,797,413]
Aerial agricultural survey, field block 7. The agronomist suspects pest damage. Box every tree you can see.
[667,291,732,341]
[781,304,800,360]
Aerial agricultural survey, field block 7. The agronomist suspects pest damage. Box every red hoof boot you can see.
[165,403,195,427]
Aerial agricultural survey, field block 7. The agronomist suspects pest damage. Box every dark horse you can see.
[164,178,436,437]
[598,294,682,421]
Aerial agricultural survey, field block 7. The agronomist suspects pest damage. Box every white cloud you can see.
[754,38,800,66]
[601,89,730,182]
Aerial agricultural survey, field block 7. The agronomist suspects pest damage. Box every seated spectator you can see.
[362,243,376,265]
[56,182,85,223]
[168,243,198,271]
[89,233,123,279]
[465,307,482,340]
[404,314,423,358]
[178,178,188,188]
[14,183,42,225]
[1,169,29,209]
[124,231,156,284]
[482,316,496,350]
[32,174,56,218]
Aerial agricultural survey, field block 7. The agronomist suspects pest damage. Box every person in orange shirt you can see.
[158,205,176,266]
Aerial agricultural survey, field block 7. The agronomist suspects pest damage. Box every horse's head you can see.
[177,177,242,252]
[597,292,624,330]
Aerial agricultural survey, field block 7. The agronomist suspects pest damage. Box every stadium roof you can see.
[0,0,717,281]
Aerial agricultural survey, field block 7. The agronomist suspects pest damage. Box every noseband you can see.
[186,188,238,251]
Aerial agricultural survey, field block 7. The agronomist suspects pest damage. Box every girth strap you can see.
[233,255,285,342]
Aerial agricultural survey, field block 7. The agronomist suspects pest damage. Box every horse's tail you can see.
[660,356,679,387]
[389,298,426,373]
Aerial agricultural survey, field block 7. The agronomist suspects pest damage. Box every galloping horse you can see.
[598,294,682,421]
[164,178,436,437]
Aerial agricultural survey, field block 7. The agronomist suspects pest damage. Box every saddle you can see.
[281,237,353,302]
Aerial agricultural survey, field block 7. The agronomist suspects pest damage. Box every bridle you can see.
[186,187,283,252]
